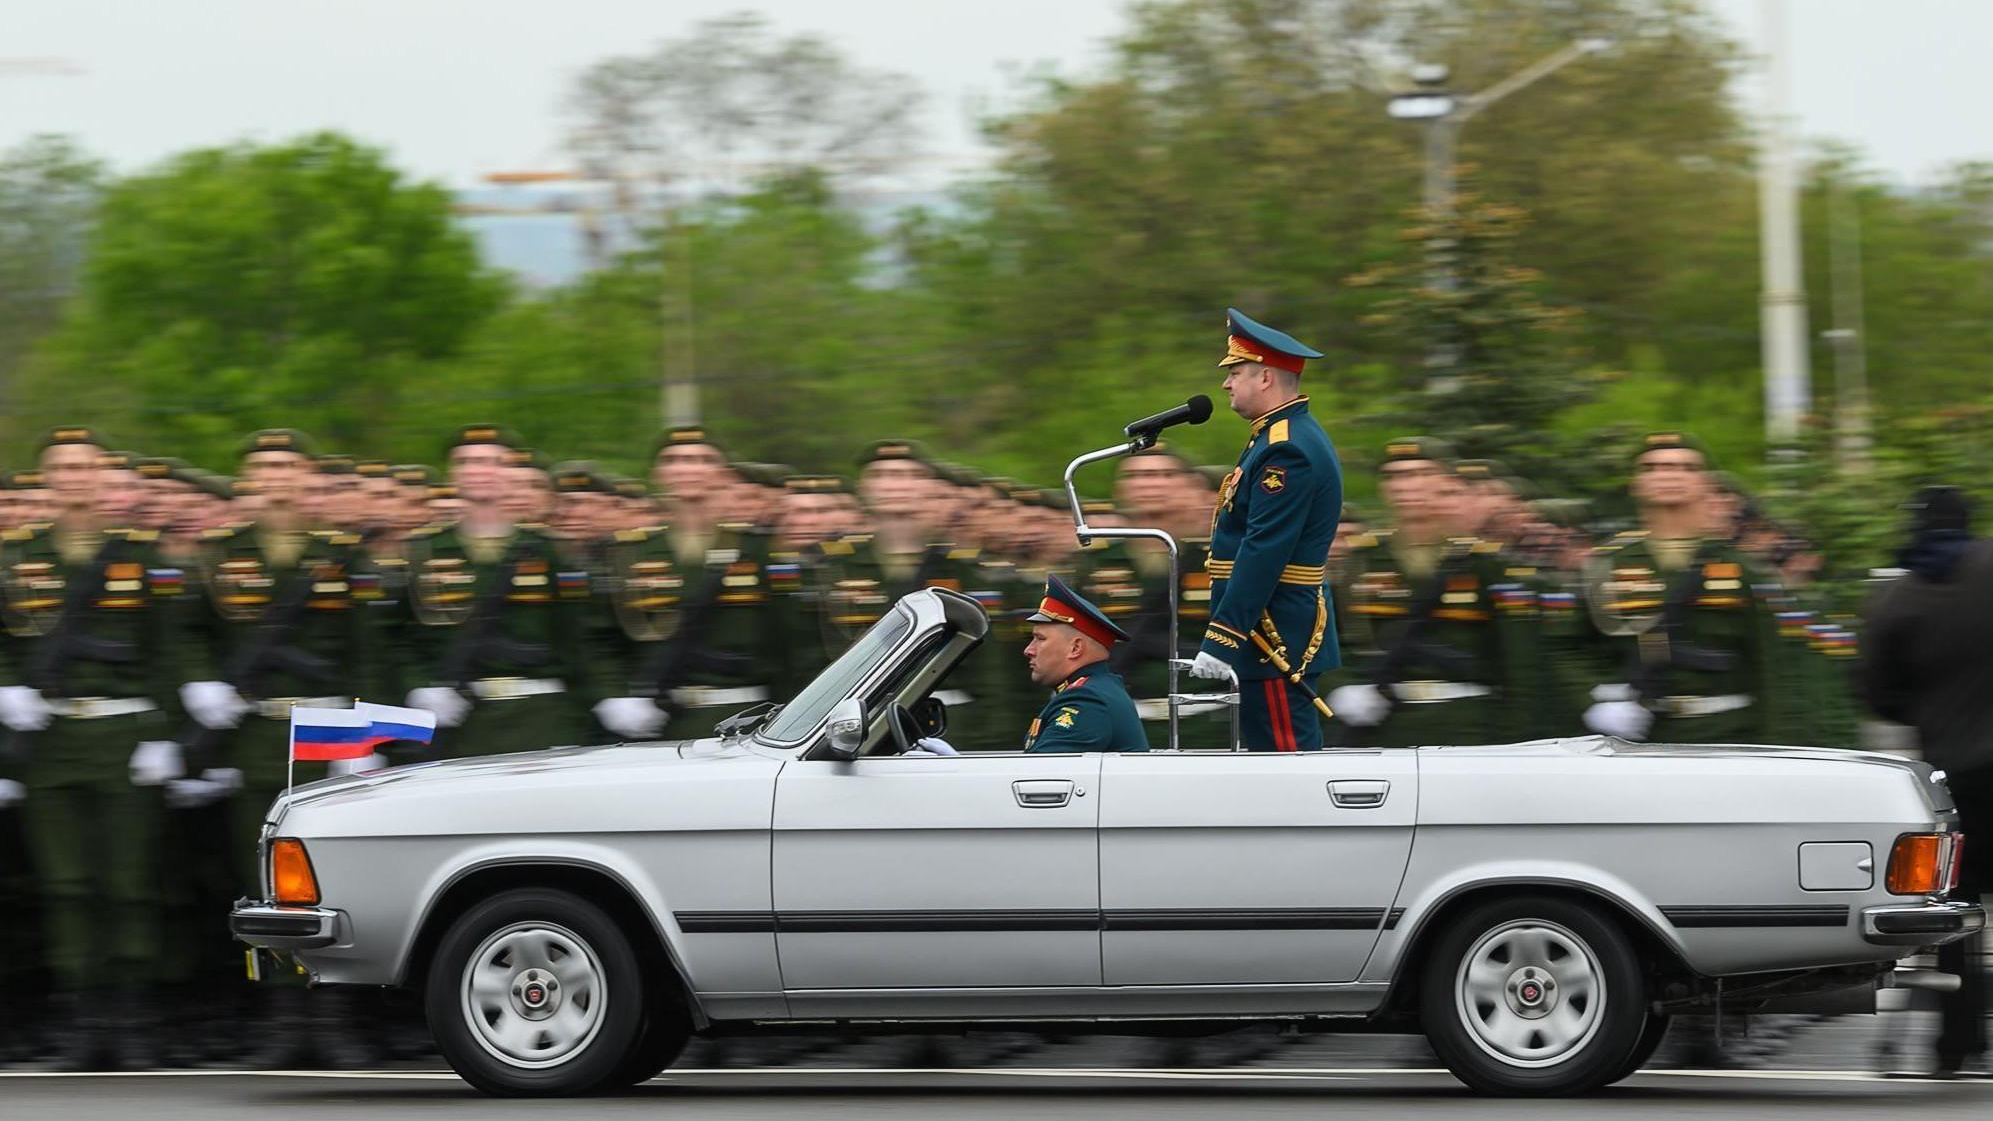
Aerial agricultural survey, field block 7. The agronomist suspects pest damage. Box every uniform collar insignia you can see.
[1248,395,1309,437]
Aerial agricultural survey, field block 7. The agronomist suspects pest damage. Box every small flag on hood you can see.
[290,701,437,762]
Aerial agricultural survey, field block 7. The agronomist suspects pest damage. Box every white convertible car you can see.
[232,587,1981,1097]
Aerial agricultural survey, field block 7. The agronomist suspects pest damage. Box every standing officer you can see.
[1185,309,1343,752]
[0,426,200,1070]
[401,425,606,756]
[1580,432,1782,744]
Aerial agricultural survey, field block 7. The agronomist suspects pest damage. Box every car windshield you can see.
[758,604,914,745]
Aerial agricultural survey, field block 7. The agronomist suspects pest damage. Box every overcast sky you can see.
[6,0,1988,189]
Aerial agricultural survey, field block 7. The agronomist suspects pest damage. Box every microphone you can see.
[1123,395,1213,441]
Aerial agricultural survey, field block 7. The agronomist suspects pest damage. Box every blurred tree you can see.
[0,136,104,425]
[12,132,505,466]
[565,11,925,194]
[1346,191,1602,475]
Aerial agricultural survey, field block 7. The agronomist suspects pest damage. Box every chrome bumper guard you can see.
[1861,900,1985,946]
[230,900,345,950]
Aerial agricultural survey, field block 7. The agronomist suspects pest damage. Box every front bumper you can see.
[230,900,346,950]
[1861,900,1985,946]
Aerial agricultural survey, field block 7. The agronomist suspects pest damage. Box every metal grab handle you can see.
[1328,780,1390,808]
[1013,779,1076,808]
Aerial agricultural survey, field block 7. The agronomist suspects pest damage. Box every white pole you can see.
[1758,0,1812,448]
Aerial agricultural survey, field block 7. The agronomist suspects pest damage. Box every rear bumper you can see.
[230,900,346,950]
[1861,900,1985,946]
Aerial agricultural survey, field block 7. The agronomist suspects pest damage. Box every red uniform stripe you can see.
[1264,679,1296,752]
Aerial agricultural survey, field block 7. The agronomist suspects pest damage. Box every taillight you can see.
[270,838,321,906]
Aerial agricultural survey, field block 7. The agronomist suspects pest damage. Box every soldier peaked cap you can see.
[449,423,521,453]
[238,428,317,458]
[1026,572,1130,648]
[1633,430,1715,469]
[1218,307,1324,375]
[1381,436,1457,467]
[653,425,727,460]
[390,464,437,488]
[38,425,106,453]
[858,439,934,469]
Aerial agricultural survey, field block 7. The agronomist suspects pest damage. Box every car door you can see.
[771,751,1103,1016]
[1097,748,1418,991]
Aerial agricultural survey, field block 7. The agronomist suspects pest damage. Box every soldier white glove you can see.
[0,685,53,732]
[129,740,185,787]
[912,736,958,756]
[1188,651,1238,684]
[181,680,249,730]
[1583,700,1654,741]
[163,767,243,809]
[326,753,389,777]
[594,697,668,740]
[0,778,24,808]
[407,687,470,728]
[1326,684,1390,728]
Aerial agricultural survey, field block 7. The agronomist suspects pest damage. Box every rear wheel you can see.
[603,995,693,1088]
[1607,1011,1672,1083]
[1418,894,1649,1096]
[425,888,643,1096]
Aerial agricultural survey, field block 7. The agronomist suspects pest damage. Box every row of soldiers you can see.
[0,419,1857,1070]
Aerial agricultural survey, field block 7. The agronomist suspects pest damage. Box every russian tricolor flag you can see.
[290,702,437,762]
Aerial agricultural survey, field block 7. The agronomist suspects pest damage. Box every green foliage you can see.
[0,136,105,408]
[8,132,505,466]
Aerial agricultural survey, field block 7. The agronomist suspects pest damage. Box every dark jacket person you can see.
[1856,485,1989,1075]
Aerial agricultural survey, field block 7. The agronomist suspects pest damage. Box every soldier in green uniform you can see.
[0,426,203,1070]
[807,441,1005,748]
[1323,439,1544,747]
[1579,432,1784,744]
[767,474,852,701]
[1020,573,1148,753]
[400,425,600,756]
[596,426,782,742]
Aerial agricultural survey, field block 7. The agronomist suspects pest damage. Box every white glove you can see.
[163,767,242,809]
[1188,651,1238,683]
[407,687,471,728]
[913,736,959,756]
[0,685,53,732]
[594,696,668,740]
[0,778,24,808]
[1326,684,1391,727]
[1583,700,1654,741]
[326,753,388,776]
[180,680,249,730]
[129,740,185,787]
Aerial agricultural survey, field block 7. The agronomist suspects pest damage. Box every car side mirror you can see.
[824,697,866,759]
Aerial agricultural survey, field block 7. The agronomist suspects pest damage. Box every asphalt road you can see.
[5,1069,1991,1121]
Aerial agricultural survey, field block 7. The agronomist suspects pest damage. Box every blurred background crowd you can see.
[3,0,1990,1080]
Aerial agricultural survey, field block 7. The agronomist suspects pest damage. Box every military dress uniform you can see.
[0,486,198,1047]
[1327,529,1545,747]
[1021,574,1147,753]
[402,520,595,756]
[1197,310,1343,751]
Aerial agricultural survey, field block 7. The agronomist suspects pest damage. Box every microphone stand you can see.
[1062,435,1240,752]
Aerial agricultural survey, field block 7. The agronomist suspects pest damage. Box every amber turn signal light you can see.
[270,838,320,906]
[1886,833,1945,896]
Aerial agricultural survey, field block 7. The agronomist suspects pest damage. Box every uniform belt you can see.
[1654,693,1753,718]
[47,697,157,720]
[1204,558,1327,585]
[668,684,769,709]
[1390,681,1493,704]
[252,696,349,721]
[1136,697,1234,721]
[469,677,567,701]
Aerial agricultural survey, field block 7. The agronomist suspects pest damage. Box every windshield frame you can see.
[753,596,927,749]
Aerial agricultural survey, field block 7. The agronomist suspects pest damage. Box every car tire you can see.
[602,994,693,1089]
[1606,1011,1671,1084]
[425,888,644,1096]
[1418,894,1649,1096]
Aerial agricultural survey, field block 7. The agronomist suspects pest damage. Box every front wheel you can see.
[425,888,644,1096]
[1418,894,1650,1096]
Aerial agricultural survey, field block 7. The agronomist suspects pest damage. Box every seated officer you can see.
[1020,573,1149,753]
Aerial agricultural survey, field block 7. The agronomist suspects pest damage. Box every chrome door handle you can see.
[1328,780,1390,808]
[1013,779,1075,808]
